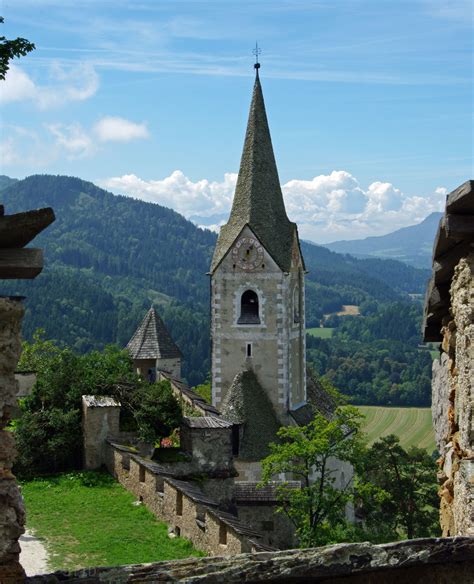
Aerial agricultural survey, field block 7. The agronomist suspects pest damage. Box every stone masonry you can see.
[0,297,26,584]
[433,253,474,535]
[26,537,474,583]
[423,180,474,536]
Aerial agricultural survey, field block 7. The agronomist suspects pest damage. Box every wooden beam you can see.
[0,248,44,279]
[445,213,474,239]
[446,180,474,214]
[0,207,55,249]
[424,277,450,314]
[433,241,474,284]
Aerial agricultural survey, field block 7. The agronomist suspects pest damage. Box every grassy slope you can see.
[358,406,435,453]
[307,327,334,339]
[21,471,203,571]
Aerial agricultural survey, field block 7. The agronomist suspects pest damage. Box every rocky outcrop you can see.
[26,537,474,583]
[0,297,26,583]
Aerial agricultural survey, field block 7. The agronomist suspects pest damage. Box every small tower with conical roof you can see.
[127,307,182,381]
[210,66,306,423]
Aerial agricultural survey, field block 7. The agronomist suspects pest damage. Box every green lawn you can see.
[307,327,334,339]
[21,471,203,572]
[358,406,436,453]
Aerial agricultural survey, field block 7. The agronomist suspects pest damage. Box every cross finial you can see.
[252,42,261,70]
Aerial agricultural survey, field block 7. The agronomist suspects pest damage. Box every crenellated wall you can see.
[104,441,271,556]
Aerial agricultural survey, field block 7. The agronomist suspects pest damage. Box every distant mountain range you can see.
[0,174,430,385]
[324,212,442,268]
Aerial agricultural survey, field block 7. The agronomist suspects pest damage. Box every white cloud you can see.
[0,63,99,109]
[100,169,447,242]
[46,123,95,159]
[93,116,149,143]
[100,171,237,218]
[0,126,56,168]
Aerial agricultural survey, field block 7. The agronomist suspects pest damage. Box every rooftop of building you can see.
[126,306,182,361]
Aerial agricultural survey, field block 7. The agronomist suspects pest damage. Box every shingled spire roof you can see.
[127,307,182,360]
[221,369,281,461]
[210,70,299,273]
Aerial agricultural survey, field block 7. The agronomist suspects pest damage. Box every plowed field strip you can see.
[358,406,435,453]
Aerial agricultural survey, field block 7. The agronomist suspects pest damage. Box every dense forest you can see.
[1,174,432,396]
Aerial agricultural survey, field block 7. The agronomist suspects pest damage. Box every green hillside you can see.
[1,174,430,392]
[325,212,442,269]
[358,406,435,453]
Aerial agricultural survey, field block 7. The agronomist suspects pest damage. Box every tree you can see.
[260,406,366,547]
[0,17,35,80]
[115,379,182,444]
[15,332,182,476]
[358,435,439,540]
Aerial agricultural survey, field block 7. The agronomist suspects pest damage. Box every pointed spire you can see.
[126,307,182,360]
[211,70,296,273]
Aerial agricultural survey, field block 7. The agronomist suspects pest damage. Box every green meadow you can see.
[358,405,436,453]
[21,471,203,572]
[307,327,334,339]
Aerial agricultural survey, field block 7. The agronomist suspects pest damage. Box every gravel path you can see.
[20,530,50,576]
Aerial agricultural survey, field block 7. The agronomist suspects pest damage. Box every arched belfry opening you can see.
[238,290,260,324]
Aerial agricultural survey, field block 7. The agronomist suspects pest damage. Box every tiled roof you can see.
[159,372,221,416]
[290,369,337,426]
[234,481,301,502]
[221,369,281,461]
[164,477,219,507]
[126,307,182,360]
[207,507,263,538]
[183,416,233,429]
[210,72,301,273]
[82,395,120,408]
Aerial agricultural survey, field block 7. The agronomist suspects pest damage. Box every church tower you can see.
[210,67,306,424]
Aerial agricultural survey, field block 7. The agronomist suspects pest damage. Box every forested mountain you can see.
[324,212,442,268]
[1,174,430,389]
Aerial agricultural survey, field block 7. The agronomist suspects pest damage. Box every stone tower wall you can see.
[432,252,474,536]
[211,225,306,419]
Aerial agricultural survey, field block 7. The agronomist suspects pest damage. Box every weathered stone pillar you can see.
[0,297,26,583]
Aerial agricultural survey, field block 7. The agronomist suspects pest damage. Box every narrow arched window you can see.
[238,290,260,324]
[294,286,300,323]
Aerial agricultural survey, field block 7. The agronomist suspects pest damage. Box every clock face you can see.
[232,237,264,270]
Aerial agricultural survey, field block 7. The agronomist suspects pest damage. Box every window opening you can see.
[176,491,183,516]
[147,367,157,382]
[246,343,252,358]
[232,425,240,456]
[293,286,300,323]
[139,465,145,482]
[219,522,227,545]
[238,290,260,324]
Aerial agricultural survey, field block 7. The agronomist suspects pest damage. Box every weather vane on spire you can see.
[252,42,261,70]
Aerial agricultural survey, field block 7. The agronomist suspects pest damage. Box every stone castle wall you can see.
[27,537,474,583]
[432,252,474,536]
[0,298,26,583]
[104,442,269,556]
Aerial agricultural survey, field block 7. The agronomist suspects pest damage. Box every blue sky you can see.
[1,0,472,242]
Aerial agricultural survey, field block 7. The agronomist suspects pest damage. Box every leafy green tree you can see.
[358,435,439,540]
[0,17,35,80]
[15,332,182,476]
[260,406,366,547]
[128,380,182,444]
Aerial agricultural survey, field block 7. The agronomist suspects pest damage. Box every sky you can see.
[1,0,472,243]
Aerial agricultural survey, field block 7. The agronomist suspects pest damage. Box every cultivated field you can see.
[358,406,436,453]
[306,327,334,339]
